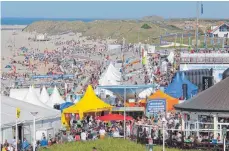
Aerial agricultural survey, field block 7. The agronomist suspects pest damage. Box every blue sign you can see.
[146,99,166,115]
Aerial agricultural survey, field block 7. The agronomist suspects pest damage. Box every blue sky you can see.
[1,1,229,19]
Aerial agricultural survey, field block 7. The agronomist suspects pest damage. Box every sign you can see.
[16,108,21,118]
[202,76,213,90]
[146,99,166,115]
[148,46,155,54]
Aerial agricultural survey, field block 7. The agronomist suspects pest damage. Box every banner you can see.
[32,74,74,79]
[146,99,166,115]
[201,3,204,15]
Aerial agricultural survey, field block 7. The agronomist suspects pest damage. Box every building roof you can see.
[174,77,229,112]
[210,23,229,33]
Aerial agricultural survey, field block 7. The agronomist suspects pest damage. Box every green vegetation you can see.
[141,24,152,29]
[23,20,182,44]
[39,138,198,151]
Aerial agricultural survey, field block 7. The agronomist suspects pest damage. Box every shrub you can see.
[141,24,152,29]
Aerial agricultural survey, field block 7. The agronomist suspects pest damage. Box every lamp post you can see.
[124,87,126,139]
[30,112,38,151]
[162,121,165,151]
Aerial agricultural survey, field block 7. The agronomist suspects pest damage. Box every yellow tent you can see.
[63,85,113,119]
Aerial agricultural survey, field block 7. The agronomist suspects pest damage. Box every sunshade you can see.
[97,114,133,121]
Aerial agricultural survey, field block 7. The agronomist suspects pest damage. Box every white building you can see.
[35,33,48,41]
[208,23,229,38]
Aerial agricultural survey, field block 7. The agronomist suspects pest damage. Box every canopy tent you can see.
[99,63,121,85]
[60,102,74,112]
[165,72,198,99]
[97,114,133,121]
[10,87,41,101]
[180,72,198,99]
[39,86,50,104]
[147,90,179,111]
[182,64,189,71]
[98,63,121,97]
[167,51,175,64]
[97,84,156,100]
[47,86,65,107]
[63,85,112,119]
[165,72,184,99]
[1,95,60,128]
[23,86,50,109]
[5,65,11,68]
[138,87,156,99]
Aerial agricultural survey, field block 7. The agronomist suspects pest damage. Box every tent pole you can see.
[15,118,18,151]
[30,112,38,151]
[124,87,126,139]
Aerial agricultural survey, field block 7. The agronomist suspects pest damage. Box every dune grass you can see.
[39,138,198,151]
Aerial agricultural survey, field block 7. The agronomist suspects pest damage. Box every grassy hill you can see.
[23,20,183,44]
[38,138,198,151]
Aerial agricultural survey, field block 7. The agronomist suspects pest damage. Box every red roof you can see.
[207,30,212,33]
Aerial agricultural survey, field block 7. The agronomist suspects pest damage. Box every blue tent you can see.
[165,72,183,99]
[5,65,11,68]
[165,72,198,100]
[60,102,74,112]
[180,71,198,99]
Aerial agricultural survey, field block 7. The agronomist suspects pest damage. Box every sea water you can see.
[1,17,97,25]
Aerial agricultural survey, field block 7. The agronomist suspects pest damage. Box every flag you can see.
[174,35,177,48]
[201,3,204,15]
[65,83,68,96]
[179,36,182,48]
[160,36,162,45]
[16,108,20,119]
[188,37,191,46]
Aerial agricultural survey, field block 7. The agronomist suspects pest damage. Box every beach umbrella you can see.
[5,65,11,68]
[97,114,133,121]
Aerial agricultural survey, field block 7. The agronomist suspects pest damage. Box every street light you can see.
[30,112,38,151]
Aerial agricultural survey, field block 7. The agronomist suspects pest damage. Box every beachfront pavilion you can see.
[174,75,229,141]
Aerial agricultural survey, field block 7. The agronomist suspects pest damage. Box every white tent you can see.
[182,64,189,71]
[99,63,121,85]
[1,96,61,143]
[48,86,65,107]
[1,95,60,128]
[24,86,50,109]
[138,88,155,98]
[98,63,122,97]
[39,86,49,104]
[10,88,41,101]
[167,51,175,64]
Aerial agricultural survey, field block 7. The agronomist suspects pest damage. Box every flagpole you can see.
[196,1,199,52]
